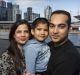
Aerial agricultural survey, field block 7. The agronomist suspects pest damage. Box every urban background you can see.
[0,0,80,54]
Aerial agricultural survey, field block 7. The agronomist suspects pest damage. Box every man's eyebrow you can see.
[58,24,66,25]
[49,23,54,25]
[50,23,66,25]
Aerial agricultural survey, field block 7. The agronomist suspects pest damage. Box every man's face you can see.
[49,14,70,45]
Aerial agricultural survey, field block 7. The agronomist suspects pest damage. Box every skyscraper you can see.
[32,13,40,21]
[0,0,6,7]
[44,5,52,21]
[27,7,32,21]
[0,0,7,21]
[7,2,13,21]
[12,4,21,21]
[24,7,40,21]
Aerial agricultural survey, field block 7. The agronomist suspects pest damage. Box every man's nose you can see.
[53,27,59,33]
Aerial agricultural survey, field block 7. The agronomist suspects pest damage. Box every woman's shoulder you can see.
[1,50,10,59]
[0,50,17,75]
[0,50,14,63]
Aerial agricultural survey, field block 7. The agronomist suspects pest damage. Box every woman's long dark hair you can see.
[7,19,31,75]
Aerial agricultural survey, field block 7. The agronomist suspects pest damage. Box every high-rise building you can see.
[0,7,7,21]
[0,0,6,7]
[12,4,21,21]
[24,7,40,21]
[0,0,7,21]
[44,6,52,21]
[27,7,32,21]
[16,10,21,21]
[32,13,40,21]
[7,2,13,21]
[7,2,12,9]
[24,12,28,20]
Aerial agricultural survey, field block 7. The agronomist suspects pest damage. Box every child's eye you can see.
[37,28,41,31]
[44,29,48,31]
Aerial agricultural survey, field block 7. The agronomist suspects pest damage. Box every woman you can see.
[0,19,31,75]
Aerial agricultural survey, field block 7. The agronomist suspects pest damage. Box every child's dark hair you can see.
[32,17,49,29]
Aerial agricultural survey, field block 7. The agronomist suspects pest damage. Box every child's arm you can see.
[23,46,38,75]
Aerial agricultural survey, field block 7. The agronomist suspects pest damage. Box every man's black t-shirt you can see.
[47,40,80,75]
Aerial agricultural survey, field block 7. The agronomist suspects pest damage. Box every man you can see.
[47,10,80,75]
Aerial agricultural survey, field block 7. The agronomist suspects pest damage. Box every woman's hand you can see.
[23,71,31,75]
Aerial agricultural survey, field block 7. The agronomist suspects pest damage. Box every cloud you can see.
[14,0,43,14]
[14,0,49,7]
[7,0,53,16]
[7,0,54,18]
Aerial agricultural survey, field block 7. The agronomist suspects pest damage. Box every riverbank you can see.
[0,39,9,55]
[0,39,80,55]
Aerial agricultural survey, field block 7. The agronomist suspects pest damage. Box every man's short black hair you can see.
[50,10,71,28]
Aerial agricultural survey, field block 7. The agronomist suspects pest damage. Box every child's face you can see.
[31,23,49,42]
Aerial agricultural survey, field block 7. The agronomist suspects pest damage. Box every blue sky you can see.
[6,0,80,21]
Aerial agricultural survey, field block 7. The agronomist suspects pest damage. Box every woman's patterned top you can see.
[0,50,17,75]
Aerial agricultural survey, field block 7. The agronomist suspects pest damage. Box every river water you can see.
[69,33,80,46]
[0,33,80,54]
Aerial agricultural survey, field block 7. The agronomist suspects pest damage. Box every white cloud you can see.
[14,0,43,15]
[7,0,80,21]
[3,0,50,18]
[8,0,53,17]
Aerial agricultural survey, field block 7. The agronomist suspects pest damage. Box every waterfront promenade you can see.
[0,39,80,55]
[0,39,9,55]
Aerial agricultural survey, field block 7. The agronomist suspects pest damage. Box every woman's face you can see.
[14,24,30,47]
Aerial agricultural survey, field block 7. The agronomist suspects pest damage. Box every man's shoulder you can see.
[76,46,80,54]
[48,41,54,46]
[66,40,80,59]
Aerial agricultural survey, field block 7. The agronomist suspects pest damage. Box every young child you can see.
[23,18,51,75]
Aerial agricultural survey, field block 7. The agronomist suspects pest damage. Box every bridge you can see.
[0,21,80,34]
[71,21,80,33]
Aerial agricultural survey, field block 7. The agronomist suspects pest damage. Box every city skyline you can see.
[4,0,80,21]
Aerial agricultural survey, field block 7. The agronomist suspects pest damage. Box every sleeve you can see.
[0,52,17,75]
[23,45,38,74]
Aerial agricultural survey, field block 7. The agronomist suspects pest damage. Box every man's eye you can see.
[49,25,55,28]
[59,25,65,29]
[49,23,55,28]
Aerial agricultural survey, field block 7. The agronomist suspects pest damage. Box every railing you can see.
[69,30,80,34]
